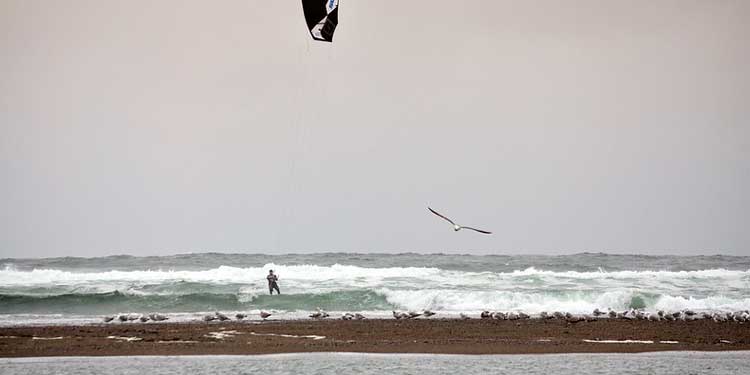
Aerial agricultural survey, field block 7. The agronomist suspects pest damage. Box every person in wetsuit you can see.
[267,269,280,295]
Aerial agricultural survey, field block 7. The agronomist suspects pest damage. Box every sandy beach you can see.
[1,319,748,357]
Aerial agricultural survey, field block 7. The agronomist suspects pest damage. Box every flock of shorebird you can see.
[476,308,750,323]
[102,313,169,323]
[102,308,750,323]
[392,310,436,319]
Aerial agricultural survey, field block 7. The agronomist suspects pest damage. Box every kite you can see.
[302,0,339,42]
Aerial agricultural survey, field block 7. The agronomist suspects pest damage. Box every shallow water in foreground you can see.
[2,352,749,375]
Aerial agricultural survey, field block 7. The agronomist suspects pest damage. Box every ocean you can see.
[1,253,748,325]
[2,352,749,375]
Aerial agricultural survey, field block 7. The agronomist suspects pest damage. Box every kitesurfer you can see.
[267,270,280,295]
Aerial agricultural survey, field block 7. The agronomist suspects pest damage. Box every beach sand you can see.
[1,319,748,357]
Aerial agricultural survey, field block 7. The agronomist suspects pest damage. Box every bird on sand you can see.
[259,311,272,320]
[407,311,423,319]
[428,207,492,234]
[492,312,507,320]
[215,312,230,321]
[392,311,409,320]
[153,313,169,321]
[202,314,217,322]
[310,309,329,319]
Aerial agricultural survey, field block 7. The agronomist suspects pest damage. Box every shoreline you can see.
[1,319,749,357]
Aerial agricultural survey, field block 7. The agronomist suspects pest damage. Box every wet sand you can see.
[1,319,749,357]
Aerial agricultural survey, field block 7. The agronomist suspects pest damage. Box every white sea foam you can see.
[377,288,718,314]
[507,267,749,280]
[653,295,750,312]
[1,264,748,318]
[1,265,747,286]
[0,264,444,286]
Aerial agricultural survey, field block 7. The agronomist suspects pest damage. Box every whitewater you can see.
[1,253,748,326]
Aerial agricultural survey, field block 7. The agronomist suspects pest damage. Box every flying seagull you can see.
[428,207,492,234]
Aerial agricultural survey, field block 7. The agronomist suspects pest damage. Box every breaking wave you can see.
[1,263,748,318]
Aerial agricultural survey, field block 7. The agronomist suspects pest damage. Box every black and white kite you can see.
[302,0,339,42]
[428,207,492,235]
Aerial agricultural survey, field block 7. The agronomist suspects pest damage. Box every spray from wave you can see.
[1,261,748,323]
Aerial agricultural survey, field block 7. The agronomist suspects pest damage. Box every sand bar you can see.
[1,319,748,357]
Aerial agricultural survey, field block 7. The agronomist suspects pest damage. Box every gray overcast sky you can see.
[1,0,748,258]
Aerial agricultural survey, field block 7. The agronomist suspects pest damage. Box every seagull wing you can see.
[460,226,492,235]
[428,207,456,226]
